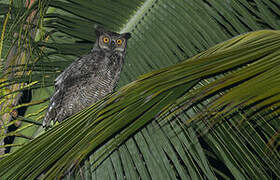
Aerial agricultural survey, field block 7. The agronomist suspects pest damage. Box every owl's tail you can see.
[42,99,57,127]
[43,89,72,127]
[42,89,63,127]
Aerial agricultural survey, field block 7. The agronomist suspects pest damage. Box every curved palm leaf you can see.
[0,30,280,179]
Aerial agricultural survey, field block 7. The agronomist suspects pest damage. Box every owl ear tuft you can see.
[95,26,105,36]
[123,33,131,40]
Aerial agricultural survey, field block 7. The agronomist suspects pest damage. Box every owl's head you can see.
[95,27,131,52]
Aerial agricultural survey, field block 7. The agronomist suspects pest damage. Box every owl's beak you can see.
[110,41,116,49]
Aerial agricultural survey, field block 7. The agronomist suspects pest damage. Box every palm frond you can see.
[0,30,279,179]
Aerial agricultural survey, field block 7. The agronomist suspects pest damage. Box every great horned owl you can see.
[43,27,131,127]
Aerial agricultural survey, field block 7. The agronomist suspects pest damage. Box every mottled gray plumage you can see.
[43,27,131,127]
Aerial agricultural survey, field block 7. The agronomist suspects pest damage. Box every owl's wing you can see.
[43,54,95,127]
[55,57,85,89]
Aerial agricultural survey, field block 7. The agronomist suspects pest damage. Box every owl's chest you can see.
[78,66,120,103]
[80,54,123,86]
[96,53,123,77]
[71,52,124,105]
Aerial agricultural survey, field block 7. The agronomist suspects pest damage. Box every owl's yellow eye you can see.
[103,37,109,43]
[117,39,122,45]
